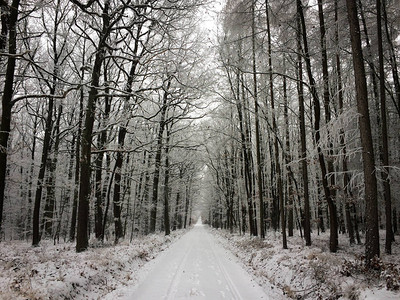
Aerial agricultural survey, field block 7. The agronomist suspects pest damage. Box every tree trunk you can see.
[184,184,190,229]
[26,114,38,239]
[32,97,55,245]
[376,0,393,254]
[296,4,311,246]
[251,0,265,239]
[0,1,10,56]
[112,127,126,242]
[149,77,172,233]
[173,168,183,231]
[382,0,400,117]
[43,104,62,237]
[0,0,20,235]
[55,135,75,243]
[238,83,255,235]
[318,0,337,218]
[240,71,257,236]
[265,0,286,248]
[112,23,143,241]
[69,65,84,242]
[345,0,380,266]
[102,161,116,241]
[94,72,111,240]
[141,151,152,235]
[283,56,294,237]
[334,0,355,245]
[163,128,171,236]
[298,0,338,252]
[76,1,110,252]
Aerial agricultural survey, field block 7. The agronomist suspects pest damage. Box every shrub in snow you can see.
[343,284,361,300]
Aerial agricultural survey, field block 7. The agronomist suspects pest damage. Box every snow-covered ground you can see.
[210,228,400,300]
[1,224,399,300]
[126,219,278,299]
[0,230,186,300]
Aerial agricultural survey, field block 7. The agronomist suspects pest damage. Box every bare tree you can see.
[297,0,338,252]
[345,0,380,266]
[376,0,393,254]
[0,0,20,234]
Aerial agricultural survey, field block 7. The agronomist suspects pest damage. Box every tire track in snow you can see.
[165,234,193,300]
[128,225,270,299]
[207,231,243,300]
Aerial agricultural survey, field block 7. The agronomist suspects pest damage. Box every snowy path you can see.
[127,222,269,299]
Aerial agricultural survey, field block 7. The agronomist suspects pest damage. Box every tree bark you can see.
[69,65,84,242]
[296,3,311,246]
[283,57,294,237]
[76,0,110,252]
[184,183,190,229]
[298,0,338,252]
[112,127,126,242]
[0,0,20,235]
[149,77,172,233]
[163,127,171,236]
[43,104,63,237]
[173,168,183,231]
[0,1,10,56]
[32,102,56,245]
[251,0,265,239]
[334,0,355,245]
[266,0,286,248]
[112,22,144,242]
[376,0,393,254]
[94,70,111,240]
[345,0,380,266]
[318,0,337,216]
[382,0,400,116]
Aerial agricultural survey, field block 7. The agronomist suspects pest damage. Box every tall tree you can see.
[265,0,286,249]
[111,19,148,242]
[376,0,393,254]
[163,125,172,236]
[283,56,294,237]
[297,0,338,252]
[72,0,112,252]
[93,69,110,240]
[335,0,355,245]
[382,0,400,117]
[296,1,311,246]
[69,45,85,242]
[345,0,380,266]
[251,0,265,239]
[0,0,20,234]
[33,0,69,245]
[149,76,172,233]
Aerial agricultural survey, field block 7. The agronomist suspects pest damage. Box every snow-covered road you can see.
[127,221,269,299]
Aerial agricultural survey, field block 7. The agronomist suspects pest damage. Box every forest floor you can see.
[1,225,400,300]
[0,229,187,300]
[211,227,400,300]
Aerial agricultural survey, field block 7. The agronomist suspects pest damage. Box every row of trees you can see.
[204,0,399,267]
[0,0,209,251]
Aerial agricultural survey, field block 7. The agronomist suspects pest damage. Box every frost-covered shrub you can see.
[343,284,361,300]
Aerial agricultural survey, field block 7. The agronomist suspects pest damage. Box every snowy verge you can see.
[209,228,400,300]
[0,230,186,300]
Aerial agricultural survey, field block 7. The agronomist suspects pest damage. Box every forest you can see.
[0,0,399,289]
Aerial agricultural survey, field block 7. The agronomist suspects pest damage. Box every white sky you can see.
[198,0,225,33]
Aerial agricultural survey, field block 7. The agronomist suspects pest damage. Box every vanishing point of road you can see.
[127,220,270,299]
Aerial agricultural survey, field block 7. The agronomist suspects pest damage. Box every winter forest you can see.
[1,0,400,299]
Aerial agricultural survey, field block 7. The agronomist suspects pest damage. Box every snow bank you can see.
[210,228,400,300]
[0,230,186,300]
